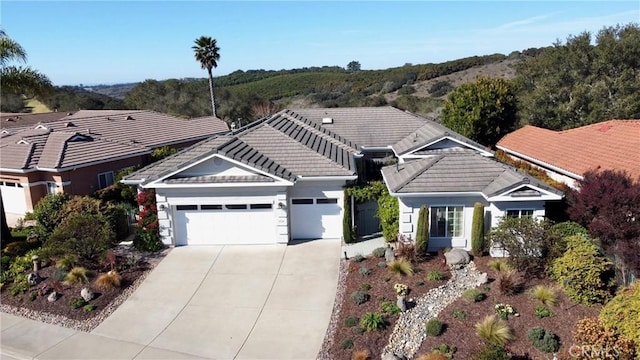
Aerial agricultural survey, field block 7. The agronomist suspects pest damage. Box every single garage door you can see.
[290,197,341,239]
[1,181,28,215]
[174,203,277,245]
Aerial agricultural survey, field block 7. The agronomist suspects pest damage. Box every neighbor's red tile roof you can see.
[497,120,640,181]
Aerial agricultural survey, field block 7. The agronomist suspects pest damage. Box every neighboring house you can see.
[1,111,73,129]
[123,106,563,249]
[0,110,228,216]
[496,120,640,189]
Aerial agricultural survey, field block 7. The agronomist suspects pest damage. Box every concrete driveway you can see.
[1,239,341,360]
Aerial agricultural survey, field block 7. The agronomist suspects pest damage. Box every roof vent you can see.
[6,118,15,122]
[64,122,75,127]
[86,128,92,134]
[126,115,134,120]
[66,112,73,116]
[322,117,333,124]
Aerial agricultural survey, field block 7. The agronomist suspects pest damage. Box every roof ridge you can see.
[218,137,296,181]
[394,156,444,192]
[23,143,35,169]
[283,109,360,151]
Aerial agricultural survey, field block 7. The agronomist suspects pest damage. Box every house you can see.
[496,120,640,189]
[123,106,563,249]
[1,111,72,129]
[0,110,229,217]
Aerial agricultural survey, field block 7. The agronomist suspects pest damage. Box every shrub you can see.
[377,192,398,242]
[340,339,354,349]
[372,247,386,258]
[353,254,365,262]
[47,213,114,266]
[350,291,369,305]
[64,267,89,285]
[475,315,514,346]
[52,268,68,281]
[381,301,401,315]
[95,271,122,291]
[393,283,409,296]
[527,327,560,353]
[487,259,511,272]
[396,240,416,263]
[359,312,386,332]
[529,284,557,307]
[535,305,554,319]
[134,190,163,252]
[415,206,429,256]
[429,80,454,97]
[573,317,637,359]
[550,235,616,305]
[83,304,96,312]
[426,319,445,336]
[494,303,517,320]
[358,266,370,276]
[352,349,370,360]
[471,203,485,256]
[360,283,371,292]
[33,193,69,238]
[426,270,444,281]
[472,345,510,360]
[463,288,485,302]
[497,269,523,295]
[343,193,355,244]
[9,275,29,296]
[69,297,87,309]
[550,221,588,238]
[377,261,387,268]
[431,344,457,359]
[55,255,75,271]
[344,316,359,327]
[599,282,640,352]
[452,309,466,320]
[387,258,414,277]
[488,216,548,275]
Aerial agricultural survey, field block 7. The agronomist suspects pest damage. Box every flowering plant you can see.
[495,303,518,320]
[394,283,408,296]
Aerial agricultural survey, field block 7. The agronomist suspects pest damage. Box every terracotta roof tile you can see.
[497,120,640,181]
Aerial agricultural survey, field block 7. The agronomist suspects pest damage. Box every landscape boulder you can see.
[47,291,58,302]
[444,248,470,266]
[385,245,396,262]
[80,288,94,302]
[27,272,41,285]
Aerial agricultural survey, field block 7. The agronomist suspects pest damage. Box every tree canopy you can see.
[441,76,517,147]
[515,23,640,130]
[193,36,221,117]
[0,30,53,99]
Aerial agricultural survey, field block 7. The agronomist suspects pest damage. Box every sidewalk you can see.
[341,236,387,258]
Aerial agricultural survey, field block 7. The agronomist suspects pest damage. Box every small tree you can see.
[343,192,355,244]
[33,193,70,239]
[377,192,399,242]
[46,213,113,266]
[134,190,163,252]
[488,216,548,275]
[471,202,485,256]
[346,60,361,72]
[415,206,429,256]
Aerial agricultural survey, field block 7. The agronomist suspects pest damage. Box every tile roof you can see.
[0,110,228,172]
[125,110,359,185]
[382,151,562,197]
[392,120,489,156]
[289,107,428,148]
[496,120,640,181]
[0,112,72,129]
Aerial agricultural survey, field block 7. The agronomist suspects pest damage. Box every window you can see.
[225,204,248,210]
[176,205,198,211]
[505,209,534,218]
[97,171,115,189]
[250,203,272,210]
[316,198,338,204]
[430,206,463,238]
[292,199,313,205]
[201,205,223,210]
[46,182,57,195]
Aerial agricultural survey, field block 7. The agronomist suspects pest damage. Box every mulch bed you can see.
[328,254,602,360]
[328,252,450,360]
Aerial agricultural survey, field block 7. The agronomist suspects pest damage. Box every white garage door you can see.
[290,197,342,239]
[174,203,277,245]
[1,181,28,215]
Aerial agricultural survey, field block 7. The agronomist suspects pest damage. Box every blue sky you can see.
[2,1,638,85]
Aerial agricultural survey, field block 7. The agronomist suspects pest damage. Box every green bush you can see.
[475,315,514,346]
[360,283,371,292]
[377,193,399,242]
[387,258,414,277]
[452,309,466,319]
[426,270,444,281]
[340,339,354,349]
[599,282,640,351]
[8,275,29,296]
[471,203,485,256]
[550,221,588,238]
[534,305,554,319]
[529,284,557,307]
[353,254,365,262]
[415,206,429,256]
[381,301,401,315]
[343,192,355,244]
[377,261,387,268]
[488,216,548,275]
[359,312,386,332]
[350,290,369,305]
[52,268,68,281]
[527,327,560,353]
[32,193,70,238]
[372,247,386,258]
[46,213,114,266]
[463,288,485,302]
[472,345,510,360]
[426,319,445,336]
[83,304,96,312]
[429,80,454,97]
[344,316,359,327]
[358,266,370,276]
[550,235,616,305]
[69,297,87,309]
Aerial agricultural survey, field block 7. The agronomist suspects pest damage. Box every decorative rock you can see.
[80,288,94,302]
[47,291,58,302]
[477,272,489,286]
[27,272,41,285]
[397,295,407,312]
[382,353,406,360]
[444,248,470,266]
[385,245,396,262]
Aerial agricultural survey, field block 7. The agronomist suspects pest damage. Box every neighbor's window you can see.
[505,209,534,218]
[97,171,115,189]
[430,206,463,237]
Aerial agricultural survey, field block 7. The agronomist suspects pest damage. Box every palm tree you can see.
[192,36,220,117]
[0,30,53,98]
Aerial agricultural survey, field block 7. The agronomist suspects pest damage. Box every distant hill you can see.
[87,83,139,100]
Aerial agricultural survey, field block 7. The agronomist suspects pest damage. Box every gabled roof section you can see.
[0,110,229,172]
[381,151,563,199]
[393,120,491,156]
[497,120,640,181]
[289,106,428,148]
